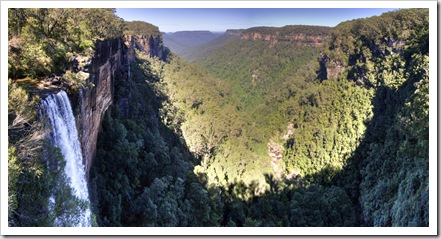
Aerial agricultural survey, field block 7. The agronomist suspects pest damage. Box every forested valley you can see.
[7,8,429,228]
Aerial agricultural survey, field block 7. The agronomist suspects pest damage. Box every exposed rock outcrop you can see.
[125,34,168,61]
[77,38,127,177]
[225,29,242,36]
[320,36,407,82]
[319,53,346,80]
[241,31,330,47]
[326,61,346,80]
[239,26,331,47]
[268,123,300,181]
[77,33,168,178]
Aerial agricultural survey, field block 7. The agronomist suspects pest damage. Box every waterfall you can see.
[41,90,91,227]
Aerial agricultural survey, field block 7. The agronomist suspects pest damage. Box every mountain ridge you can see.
[7,8,429,228]
[162,30,222,58]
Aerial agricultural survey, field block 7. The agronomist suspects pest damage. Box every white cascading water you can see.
[41,90,91,227]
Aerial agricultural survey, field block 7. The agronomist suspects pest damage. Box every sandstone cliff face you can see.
[240,31,330,47]
[125,34,167,61]
[326,62,345,80]
[77,38,127,177]
[320,37,407,82]
[225,29,242,36]
[317,54,346,81]
[77,34,167,177]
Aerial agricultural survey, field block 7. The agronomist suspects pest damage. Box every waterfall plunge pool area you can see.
[41,90,91,227]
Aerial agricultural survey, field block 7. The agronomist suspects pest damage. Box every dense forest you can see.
[7,8,125,226]
[7,8,429,228]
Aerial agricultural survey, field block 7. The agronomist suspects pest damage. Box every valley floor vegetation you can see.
[8,8,429,227]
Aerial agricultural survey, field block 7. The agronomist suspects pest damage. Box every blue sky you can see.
[116,8,397,32]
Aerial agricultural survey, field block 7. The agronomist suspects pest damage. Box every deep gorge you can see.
[7,8,429,228]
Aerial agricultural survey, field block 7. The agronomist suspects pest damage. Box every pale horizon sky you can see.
[116,8,398,33]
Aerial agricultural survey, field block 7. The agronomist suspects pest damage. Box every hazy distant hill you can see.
[8,8,429,228]
[181,26,332,62]
[183,29,242,62]
[162,31,221,59]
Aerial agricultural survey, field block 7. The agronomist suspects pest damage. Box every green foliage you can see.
[325,8,428,87]
[288,185,355,226]
[8,8,123,79]
[8,80,40,134]
[180,9,427,227]
[93,8,427,228]
[163,33,325,190]
[162,31,221,60]
[62,70,89,92]
[8,80,87,227]
[124,21,160,37]
[358,51,429,227]
[320,8,429,226]
[10,8,429,227]
[243,25,332,38]
[157,12,429,227]
[8,146,20,223]
[183,34,239,62]
[282,78,374,183]
[210,175,357,227]
[89,50,223,227]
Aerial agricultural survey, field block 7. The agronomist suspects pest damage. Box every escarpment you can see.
[125,34,168,61]
[240,25,332,46]
[77,34,167,177]
[77,38,126,176]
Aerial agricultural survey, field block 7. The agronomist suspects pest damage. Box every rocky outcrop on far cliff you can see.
[240,25,332,46]
[125,34,168,61]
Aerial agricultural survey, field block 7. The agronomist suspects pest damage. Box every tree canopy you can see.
[8,8,429,227]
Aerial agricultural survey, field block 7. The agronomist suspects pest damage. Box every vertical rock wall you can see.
[125,34,168,61]
[77,34,168,178]
[77,38,127,177]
